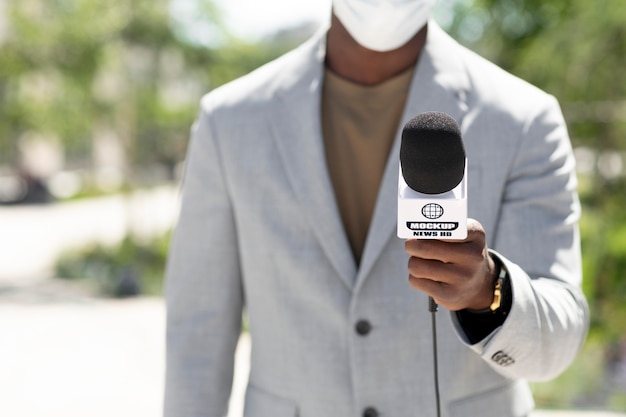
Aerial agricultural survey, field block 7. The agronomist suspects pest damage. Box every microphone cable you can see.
[429,296,442,417]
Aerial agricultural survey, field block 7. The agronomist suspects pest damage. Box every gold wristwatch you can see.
[489,262,508,312]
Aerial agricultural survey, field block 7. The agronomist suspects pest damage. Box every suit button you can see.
[355,320,372,336]
[363,407,379,417]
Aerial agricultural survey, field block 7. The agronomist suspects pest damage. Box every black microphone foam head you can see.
[400,111,466,195]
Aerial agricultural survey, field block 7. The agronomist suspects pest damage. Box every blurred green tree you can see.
[441,0,626,151]
[0,0,305,187]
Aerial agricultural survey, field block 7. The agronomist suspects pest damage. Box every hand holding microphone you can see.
[398,112,497,311]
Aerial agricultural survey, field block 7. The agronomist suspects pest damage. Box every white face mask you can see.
[332,0,436,52]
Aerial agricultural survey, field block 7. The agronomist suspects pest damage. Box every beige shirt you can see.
[322,67,414,264]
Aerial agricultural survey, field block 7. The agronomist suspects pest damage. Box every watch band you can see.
[489,259,509,312]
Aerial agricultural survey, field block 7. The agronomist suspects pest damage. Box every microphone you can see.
[398,112,464,417]
[397,111,467,240]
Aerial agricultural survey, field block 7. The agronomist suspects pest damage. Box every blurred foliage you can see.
[442,0,626,149]
[0,0,307,182]
[580,178,626,341]
[56,232,171,297]
[529,204,626,410]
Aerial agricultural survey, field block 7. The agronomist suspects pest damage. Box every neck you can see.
[325,14,428,86]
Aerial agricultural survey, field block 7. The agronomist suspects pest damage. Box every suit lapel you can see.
[355,22,472,289]
[267,22,473,290]
[269,33,357,290]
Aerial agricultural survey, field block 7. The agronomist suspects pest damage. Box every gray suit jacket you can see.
[165,22,589,417]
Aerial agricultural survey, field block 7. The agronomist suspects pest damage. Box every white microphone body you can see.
[397,161,468,240]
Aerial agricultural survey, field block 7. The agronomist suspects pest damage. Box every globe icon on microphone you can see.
[422,203,444,219]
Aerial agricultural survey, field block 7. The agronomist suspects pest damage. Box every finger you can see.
[407,274,445,295]
[438,219,484,243]
[407,256,466,285]
[405,239,456,263]
[406,238,483,267]
[407,276,455,305]
[408,274,474,311]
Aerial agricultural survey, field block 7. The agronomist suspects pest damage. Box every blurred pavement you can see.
[0,185,179,283]
[0,190,624,417]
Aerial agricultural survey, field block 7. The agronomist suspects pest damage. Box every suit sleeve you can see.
[164,105,244,417]
[451,95,589,381]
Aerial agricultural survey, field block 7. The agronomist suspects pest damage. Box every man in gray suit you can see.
[164,1,589,416]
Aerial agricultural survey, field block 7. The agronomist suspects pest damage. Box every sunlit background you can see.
[0,0,625,416]
[171,0,332,44]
